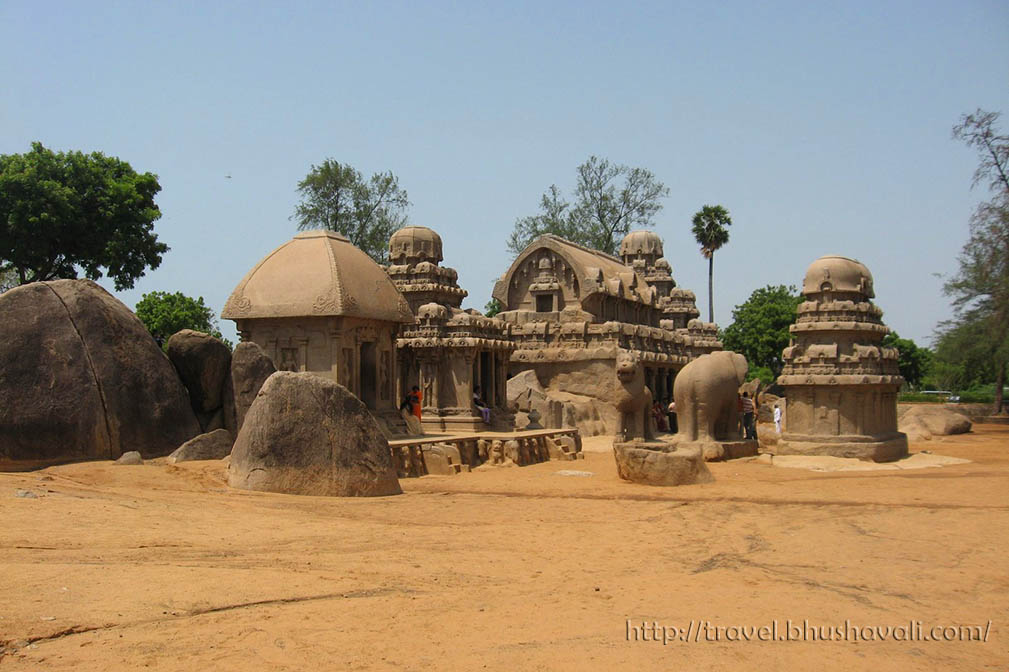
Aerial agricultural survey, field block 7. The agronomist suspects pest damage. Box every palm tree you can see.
[691,205,732,323]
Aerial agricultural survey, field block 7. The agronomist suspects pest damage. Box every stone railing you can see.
[388,428,582,478]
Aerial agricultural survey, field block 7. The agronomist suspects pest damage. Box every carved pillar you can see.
[298,337,309,373]
[496,352,508,409]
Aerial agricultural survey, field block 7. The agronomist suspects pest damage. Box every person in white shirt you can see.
[773,404,782,434]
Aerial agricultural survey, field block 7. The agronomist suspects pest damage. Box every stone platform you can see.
[389,428,582,477]
[613,441,713,486]
[775,432,908,462]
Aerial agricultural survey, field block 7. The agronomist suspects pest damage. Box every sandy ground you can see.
[2,425,1008,671]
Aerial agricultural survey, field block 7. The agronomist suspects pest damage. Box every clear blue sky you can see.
[3,1,1007,347]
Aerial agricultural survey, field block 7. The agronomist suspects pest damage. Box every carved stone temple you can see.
[223,228,720,440]
[222,230,414,431]
[386,226,515,431]
[776,255,908,461]
[493,231,720,435]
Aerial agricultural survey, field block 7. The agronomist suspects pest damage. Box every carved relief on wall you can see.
[279,347,300,372]
[312,292,338,314]
[342,347,355,393]
[380,351,391,401]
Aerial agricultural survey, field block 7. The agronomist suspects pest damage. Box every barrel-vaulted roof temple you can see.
[223,227,721,436]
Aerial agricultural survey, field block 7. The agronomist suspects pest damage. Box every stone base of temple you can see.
[657,435,759,462]
[775,432,908,462]
[422,415,486,433]
[613,440,714,486]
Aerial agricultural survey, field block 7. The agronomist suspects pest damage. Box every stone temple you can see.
[777,255,908,461]
[223,227,719,439]
[387,226,515,432]
[493,231,720,435]
[222,230,414,431]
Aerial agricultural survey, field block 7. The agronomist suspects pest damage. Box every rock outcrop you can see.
[0,280,201,471]
[167,329,233,433]
[230,341,277,432]
[228,372,402,497]
[898,405,972,442]
[168,429,235,463]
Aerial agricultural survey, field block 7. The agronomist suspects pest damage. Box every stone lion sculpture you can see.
[673,351,748,443]
[613,350,654,442]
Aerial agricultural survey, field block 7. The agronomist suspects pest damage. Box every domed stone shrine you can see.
[223,230,414,420]
[777,255,908,461]
[619,230,701,330]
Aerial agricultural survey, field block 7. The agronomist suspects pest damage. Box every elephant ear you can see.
[731,353,748,384]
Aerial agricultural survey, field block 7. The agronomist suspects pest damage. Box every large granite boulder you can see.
[168,429,234,463]
[899,405,972,442]
[230,341,277,431]
[166,329,232,416]
[228,372,401,497]
[0,280,201,470]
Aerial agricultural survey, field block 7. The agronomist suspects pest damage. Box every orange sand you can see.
[2,425,1007,670]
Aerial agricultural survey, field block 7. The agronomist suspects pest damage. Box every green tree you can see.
[507,156,669,257]
[928,319,993,391]
[944,109,1009,413]
[721,285,802,380]
[135,291,230,348]
[881,332,932,389]
[484,297,502,318]
[691,205,732,323]
[292,159,409,263]
[0,268,16,293]
[0,142,167,290]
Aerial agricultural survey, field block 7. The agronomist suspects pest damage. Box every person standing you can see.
[667,399,677,433]
[411,385,422,422]
[473,386,491,424]
[773,404,782,434]
[741,392,755,440]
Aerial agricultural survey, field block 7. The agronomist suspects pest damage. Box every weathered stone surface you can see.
[898,405,972,442]
[613,441,713,486]
[774,436,909,462]
[673,351,749,443]
[0,280,200,471]
[167,329,232,415]
[778,256,907,462]
[230,341,277,431]
[115,451,144,465]
[229,372,401,497]
[168,429,234,463]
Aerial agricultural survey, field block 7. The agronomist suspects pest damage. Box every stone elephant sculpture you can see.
[673,351,748,443]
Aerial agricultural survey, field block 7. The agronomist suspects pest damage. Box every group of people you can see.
[650,399,679,433]
[399,385,492,427]
[650,392,781,438]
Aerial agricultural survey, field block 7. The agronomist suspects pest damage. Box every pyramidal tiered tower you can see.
[777,255,907,462]
[386,226,515,432]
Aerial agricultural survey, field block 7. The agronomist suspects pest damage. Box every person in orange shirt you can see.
[412,385,422,421]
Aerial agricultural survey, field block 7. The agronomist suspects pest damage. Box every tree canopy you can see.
[484,297,502,318]
[881,332,932,389]
[941,109,1009,412]
[721,285,802,382]
[292,159,409,263]
[507,156,669,257]
[0,142,167,290]
[135,291,230,348]
[691,204,732,323]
